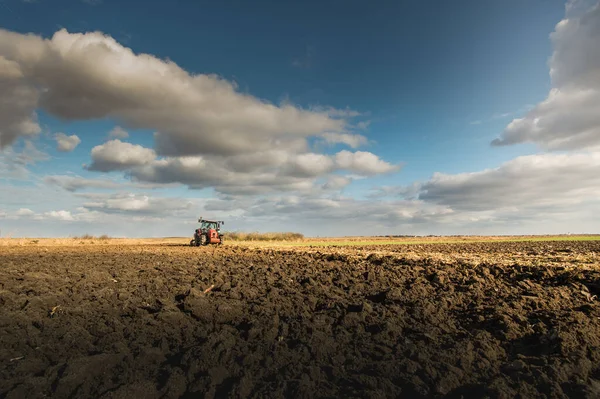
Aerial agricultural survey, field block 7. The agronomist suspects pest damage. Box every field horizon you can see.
[2,233,600,248]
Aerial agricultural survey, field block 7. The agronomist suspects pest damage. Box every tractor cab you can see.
[199,220,221,232]
[191,217,224,246]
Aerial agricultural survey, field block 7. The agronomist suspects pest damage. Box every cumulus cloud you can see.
[54,133,81,152]
[82,136,398,194]
[44,174,179,192]
[0,140,49,179]
[350,150,600,229]
[81,193,196,216]
[343,150,600,231]
[0,28,360,156]
[0,56,41,148]
[8,148,600,234]
[493,0,600,150]
[0,27,393,196]
[4,140,49,167]
[321,175,352,191]
[368,183,421,200]
[43,210,75,221]
[5,207,92,222]
[320,132,368,148]
[334,150,400,175]
[108,126,129,139]
[283,153,335,178]
[44,175,122,191]
[206,195,454,230]
[86,140,156,172]
[128,155,321,195]
[125,149,398,194]
[15,208,34,216]
[419,152,600,212]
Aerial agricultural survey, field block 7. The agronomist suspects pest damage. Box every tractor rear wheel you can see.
[200,234,208,246]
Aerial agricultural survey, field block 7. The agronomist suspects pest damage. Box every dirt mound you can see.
[1,241,600,398]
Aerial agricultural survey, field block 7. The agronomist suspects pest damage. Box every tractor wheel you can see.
[200,234,208,246]
[189,239,195,246]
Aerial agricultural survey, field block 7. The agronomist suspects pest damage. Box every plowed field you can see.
[1,240,600,398]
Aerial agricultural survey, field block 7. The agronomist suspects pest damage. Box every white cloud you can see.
[44,174,179,191]
[493,1,600,150]
[419,151,600,212]
[5,148,600,235]
[81,192,196,216]
[128,155,323,195]
[205,195,456,232]
[346,150,600,232]
[54,133,81,152]
[350,150,600,231]
[368,183,421,200]
[82,139,399,194]
[0,28,359,157]
[321,175,352,190]
[334,150,400,175]
[86,140,156,172]
[0,56,41,148]
[0,27,391,199]
[44,175,122,191]
[320,132,368,148]
[15,208,34,216]
[43,210,75,221]
[8,208,81,222]
[283,153,335,178]
[108,126,129,139]
[0,140,49,179]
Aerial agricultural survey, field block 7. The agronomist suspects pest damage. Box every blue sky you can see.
[1,0,600,237]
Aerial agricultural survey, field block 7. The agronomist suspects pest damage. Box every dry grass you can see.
[0,235,127,247]
[225,232,304,241]
[0,234,599,248]
[73,234,112,240]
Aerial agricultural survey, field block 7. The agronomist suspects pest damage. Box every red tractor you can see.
[190,217,224,246]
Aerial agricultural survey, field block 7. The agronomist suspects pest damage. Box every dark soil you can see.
[1,241,600,398]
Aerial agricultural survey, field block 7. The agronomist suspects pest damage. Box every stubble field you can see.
[1,237,600,398]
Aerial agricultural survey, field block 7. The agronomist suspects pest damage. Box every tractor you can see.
[190,217,224,246]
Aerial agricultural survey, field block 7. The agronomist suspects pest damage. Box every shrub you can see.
[77,234,95,240]
[73,234,111,240]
